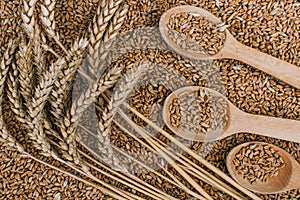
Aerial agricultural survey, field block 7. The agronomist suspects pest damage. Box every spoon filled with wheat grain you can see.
[159,5,300,89]
[226,142,300,194]
[162,86,300,142]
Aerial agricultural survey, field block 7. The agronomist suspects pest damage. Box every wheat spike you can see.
[7,62,27,123]
[89,0,123,51]
[3,40,27,123]
[40,15,69,56]
[87,0,123,76]
[25,58,64,157]
[21,0,38,38]
[50,38,88,122]
[0,40,25,153]
[41,0,56,31]
[0,39,18,91]
[58,64,122,167]
[0,95,25,153]
[90,4,129,77]
[17,36,34,105]
[70,65,123,123]
[99,4,128,63]
[32,25,47,75]
[97,63,146,169]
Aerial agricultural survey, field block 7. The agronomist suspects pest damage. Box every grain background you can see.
[0,0,299,199]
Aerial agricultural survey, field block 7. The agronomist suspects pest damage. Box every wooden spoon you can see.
[226,142,300,194]
[159,5,300,89]
[162,86,300,142]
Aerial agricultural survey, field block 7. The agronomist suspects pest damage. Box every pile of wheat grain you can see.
[0,0,299,199]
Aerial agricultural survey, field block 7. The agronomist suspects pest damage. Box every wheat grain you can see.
[233,143,285,184]
[87,0,123,76]
[167,13,226,55]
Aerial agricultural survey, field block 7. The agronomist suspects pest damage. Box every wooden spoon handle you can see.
[225,37,300,89]
[230,113,300,143]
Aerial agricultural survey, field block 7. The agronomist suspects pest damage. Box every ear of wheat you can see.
[41,0,56,31]
[7,62,27,123]
[25,58,64,157]
[96,4,129,74]
[96,62,146,170]
[21,0,38,38]
[87,0,123,76]
[50,38,88,123]
[17,35,34,106]
[58,64,122,167]
[0,39,25,153]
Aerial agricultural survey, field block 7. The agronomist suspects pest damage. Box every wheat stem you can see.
[118,109,211,200]
[123,103,261,200]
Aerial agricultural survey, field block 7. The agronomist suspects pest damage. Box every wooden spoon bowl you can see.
[159,6,300,89]
[162,86,300,142]
[226,142,300,194]
[159,5,227,60]
[162,86,229,141]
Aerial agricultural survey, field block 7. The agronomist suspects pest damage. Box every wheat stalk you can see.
[87,0,123,76]
[124,103,262,200]
[21,0,38,38]
[97,63,146,170]
[118,109,211,200]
